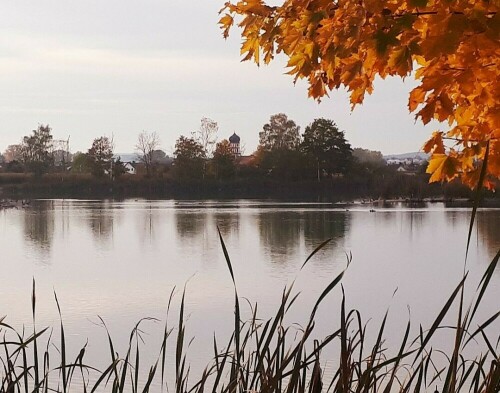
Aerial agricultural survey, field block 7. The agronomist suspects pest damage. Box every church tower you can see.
[229,132,241,157]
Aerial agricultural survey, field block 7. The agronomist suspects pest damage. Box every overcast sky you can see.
[0,0,440,156]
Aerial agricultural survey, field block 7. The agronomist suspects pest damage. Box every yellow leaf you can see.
[388,46,412,76]
[426,154,457,183]
[308,77,326,99]
[409,87,426,112]
[423,131,445,154]
[219,14,234,38]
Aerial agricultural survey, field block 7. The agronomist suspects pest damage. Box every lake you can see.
[0,199,499,389]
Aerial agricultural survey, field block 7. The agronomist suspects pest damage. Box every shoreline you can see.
[2,196,500,209]
[0,172,497,206]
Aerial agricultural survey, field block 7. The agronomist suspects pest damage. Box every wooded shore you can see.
[0,172,495,202]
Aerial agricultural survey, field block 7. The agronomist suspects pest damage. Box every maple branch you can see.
[443,137,500,143]
[394,11,497,17]
[441,63,496,72]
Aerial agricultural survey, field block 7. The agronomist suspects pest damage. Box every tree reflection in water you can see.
[258,211,302,262]
[136,202,162,246]
[175,211,206,241]
[476,210,500,262]
[87,200,115,243]
[258,209,351,265]
[23,200,55,259]
[213,212,240,238]
[300,210,349,248]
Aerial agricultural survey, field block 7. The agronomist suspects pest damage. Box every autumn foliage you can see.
[219,0,499,189]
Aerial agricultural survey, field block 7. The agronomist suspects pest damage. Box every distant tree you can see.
[213,139,236,179]
[88,136,114,177]
[301,118,352,180]
[352,148,386,168]
[151,149,167,163]
[71,152,92,173]
[5,160,24,173]
[3,145,23,163]
[21,124,54,177]
[259,113,300,151]
[112,157,127,179]
[259,148,306,180]
[173,136,206,179]
[135,131,161,176]
[193,117,218,157]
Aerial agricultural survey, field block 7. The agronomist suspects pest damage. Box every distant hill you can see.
[114,153,173,164]
[114,153,139,162]
[383,152,429,161]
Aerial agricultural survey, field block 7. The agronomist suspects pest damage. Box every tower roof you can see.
[229,132,240,143]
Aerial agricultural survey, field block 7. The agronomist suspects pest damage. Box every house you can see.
[123,162,137,175]
[387,158,403,165]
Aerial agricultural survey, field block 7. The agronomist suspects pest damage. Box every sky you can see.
[0,0,442,156]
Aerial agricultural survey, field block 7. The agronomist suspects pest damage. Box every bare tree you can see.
[136,131,161,176]
[192,117,218,158]
[3,144,23,162]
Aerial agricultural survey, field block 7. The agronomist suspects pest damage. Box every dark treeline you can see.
[0,160,477,202]
[0,116,490,201]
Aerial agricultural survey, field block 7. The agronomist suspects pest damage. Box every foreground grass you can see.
[1,233,499,393]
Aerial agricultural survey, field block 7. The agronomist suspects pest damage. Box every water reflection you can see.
[477,211,500,259]
[23,200,55,259]
[405,210,426,231]
[300,210,348,248]
[136,202,162,245]
[86,201,115,243]
[258,212,302,261]
[175,212,207,241]
[213,212,240,237]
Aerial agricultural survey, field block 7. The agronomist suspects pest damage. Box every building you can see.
[123,162,137,175]
[229,132,241,157]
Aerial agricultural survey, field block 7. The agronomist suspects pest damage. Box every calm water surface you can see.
[1,199,499,385]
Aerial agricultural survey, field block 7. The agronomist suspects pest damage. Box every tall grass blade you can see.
[413,274,467,362]
[217,227,236,287]
[308,342,322,393]
[382,319,411,393]
[212,335,233,393]
[98,316,121,386]
[300,239,333,270]
[142,363,158,393]
[309,267,347,322]
[466,140,489,260]
[161,286,176,389]
[118,344,131,393]
[134,338,140,393]
[176,287,186,393]
[54,292,67,393]
[464,311,500,351]
[90,359,120,393]
[467,249,500,333]
[217,228,240,392]
[32,278,40,393]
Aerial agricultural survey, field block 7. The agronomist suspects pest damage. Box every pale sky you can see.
[0,0,441,156]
